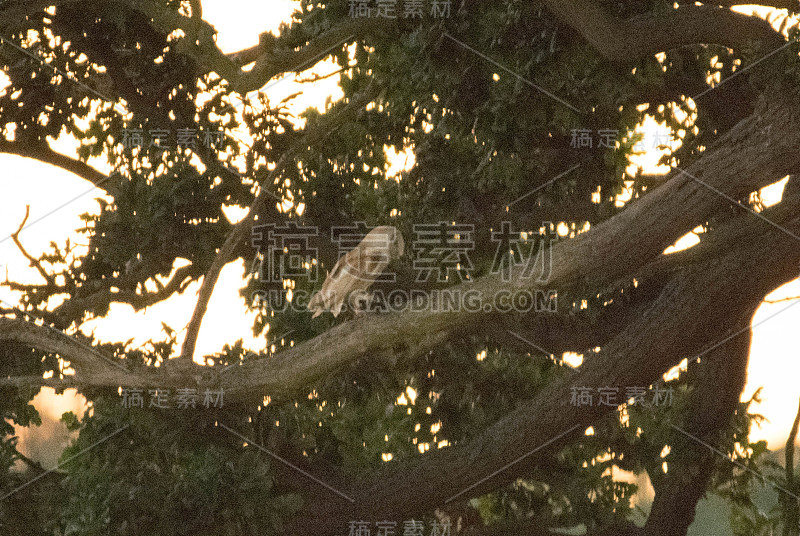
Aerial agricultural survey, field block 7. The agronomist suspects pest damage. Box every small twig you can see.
[10,206,57,288]
[296,67,346,84]
[764,296,800,304]
[179,84,377,362]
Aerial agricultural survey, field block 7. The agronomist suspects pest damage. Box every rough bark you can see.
[642,315,753,536]
[284,185,800,535]
[218,87,800,399]
[2,3,800,533]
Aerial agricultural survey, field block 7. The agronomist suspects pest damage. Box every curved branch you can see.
[542,1,786,61]
[286,192,800,535]
[0,317,137,383]
[218,88,800,399]
[50,263,199,324]
[179,85,378,362]
[0,140,113,192]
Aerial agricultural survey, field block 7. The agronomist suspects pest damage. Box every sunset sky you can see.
[1,0,798,475]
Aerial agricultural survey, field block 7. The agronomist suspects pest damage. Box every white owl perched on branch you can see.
[308,225,404,318]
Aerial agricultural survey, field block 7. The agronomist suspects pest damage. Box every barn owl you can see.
[308,225,404,318]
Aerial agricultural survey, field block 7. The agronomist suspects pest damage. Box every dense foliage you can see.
[2,0,799,534]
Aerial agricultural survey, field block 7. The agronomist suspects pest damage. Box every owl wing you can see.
[308,246,371,318]
[308,227,398,317]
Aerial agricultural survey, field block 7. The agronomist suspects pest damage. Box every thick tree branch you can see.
[642,316,752,536]
[219,88,800,399]
[0,375,82,390]
[0,140,113,192]
[0,317,138,384]
[286,189,800,535]
[542,1,785,61]
[179,85,378,362]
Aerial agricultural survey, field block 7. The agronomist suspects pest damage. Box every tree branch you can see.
[0,375,82,390]
[642,315,752,536]
[219,87,800,399]
[10,205,58,289]
[0,140,113,192]
[131,1,380,94]
[0,317,138,384]
[49,263,199,325]
[286,192,800,534]
[541,1,785,61]
[179,84,378,362]
[234,18,381,94]
[764,295,800,303]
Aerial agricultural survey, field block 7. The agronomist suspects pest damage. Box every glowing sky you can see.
[0,1,798,467]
